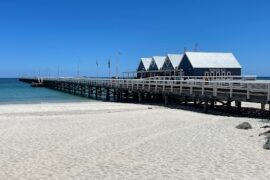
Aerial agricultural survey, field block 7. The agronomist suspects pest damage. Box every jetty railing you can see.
[36,76,270,102]
[146,75,257,81]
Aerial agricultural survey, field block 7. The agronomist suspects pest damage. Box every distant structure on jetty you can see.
[136,52,241,78]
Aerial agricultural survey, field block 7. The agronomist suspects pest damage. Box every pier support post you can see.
[138,92,142,103]
[156,94,162,103]
[113,90,116,101]
[146,94,151,102]
[95,87,98,100]
[99,87,102,96]
[117,91,121,102]
[268,103,270,117]
[184,96,188,106]
[88,86,91,98]
[210,100,215,109]
[106,89,110,101]
[203,99,208,113]
[125,91,129,101]
[75,84,78,95]
[133,92,138,101]
[80,85,83,96]
[154,95,158,102]
[193,97,197,106]
[235,101,242,112]
[75,84,77,95]
[68,84,71,93]
[164,95,169,106]
[227,100,232,111]
[261,102,265,110]
[90,87,93,95]
[73,84,76,95]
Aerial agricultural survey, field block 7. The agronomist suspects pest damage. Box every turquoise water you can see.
[0,78,90,104]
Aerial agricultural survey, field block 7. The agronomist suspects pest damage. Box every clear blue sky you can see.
[0,0,270,77]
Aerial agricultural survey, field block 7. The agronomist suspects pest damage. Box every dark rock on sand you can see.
[259,130,270,137]
[263,138,270,150]
[236,122,252,130]
[261,125,270,129]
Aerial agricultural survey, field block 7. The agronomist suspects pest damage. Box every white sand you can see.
[0,101,270,180]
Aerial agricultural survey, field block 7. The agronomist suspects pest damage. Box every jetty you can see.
[19,76,270,116]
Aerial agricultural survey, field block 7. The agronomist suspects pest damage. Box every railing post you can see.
[213,82,217,97]
[164,95,168,106]
[202,83,204,96]
[247,84,250,100]
[163,80,165,92]
[180,81,182,94]
[230,82,233,98]
[171,81,173,93]
[268,84,270,102]
[138,92,142,103]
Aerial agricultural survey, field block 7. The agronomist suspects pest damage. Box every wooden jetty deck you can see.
[19,76,270,115]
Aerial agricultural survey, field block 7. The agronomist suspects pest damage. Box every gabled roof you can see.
[152,56,166,70]
[167,54,183,68]
[140,58,152,70]
[185,52,242,68]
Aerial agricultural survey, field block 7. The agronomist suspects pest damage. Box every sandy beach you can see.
[0,101,270,180]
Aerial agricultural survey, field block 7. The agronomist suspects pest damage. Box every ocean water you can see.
[0,78,90,104]
[257,77,270,80]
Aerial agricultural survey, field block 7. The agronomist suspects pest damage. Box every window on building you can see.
[222,71,226,77]
[210,72,215,77]
[204,72,209,77]
[227,71,231,76]
[216,72,220,77]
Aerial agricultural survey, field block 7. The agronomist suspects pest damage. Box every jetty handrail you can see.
[145,75,257,81]
[40,77,269,90]
[20,76,270,101]
[48,77,267,85]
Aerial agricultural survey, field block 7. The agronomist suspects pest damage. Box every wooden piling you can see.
[184,96,188,106]
[268,103,270,117]
[127,91,130,100]
[88,85,91,98]
[210,100,215,109]
[117,91,121,102]
[80,85,83,96]
[203,99,208,113]
[236,101,242,112]
[106,89,110,101]
[164,95,168,106]
[138,92,142,103]
[193,97,197,106]
[261,102,265,110]
[227,100,232,110]
[95,87,98,99]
